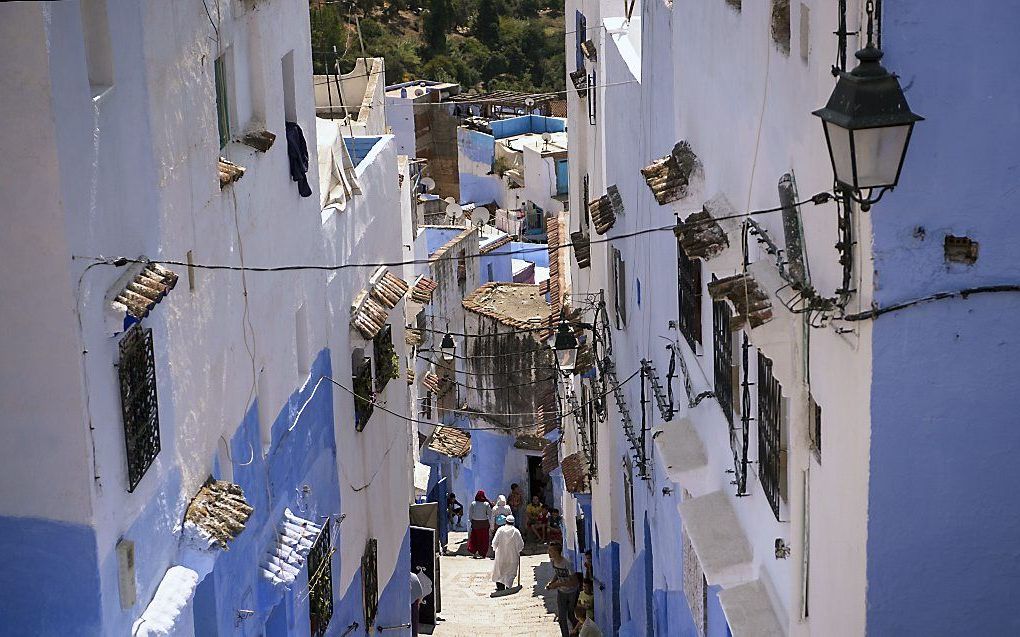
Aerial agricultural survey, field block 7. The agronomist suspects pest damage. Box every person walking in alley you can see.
[491,514,525,592]
[508,483,525,530]
[466,490,492,558]
[546,541,580,637]
[490,494,513,535]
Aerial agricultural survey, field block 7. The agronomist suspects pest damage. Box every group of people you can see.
[449,487,601,637]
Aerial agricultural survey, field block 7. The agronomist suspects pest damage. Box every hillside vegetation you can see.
[310,0,566,93]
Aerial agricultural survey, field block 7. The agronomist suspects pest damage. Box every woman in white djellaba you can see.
[490,515,525,591]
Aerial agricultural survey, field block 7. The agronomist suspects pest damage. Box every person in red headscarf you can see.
[466,490,493,558]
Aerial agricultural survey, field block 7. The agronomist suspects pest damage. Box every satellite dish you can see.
[444,196,456,205]
[420,177,436,192]
[414,88,425,97]
[471,207,491,227]
[525,98,536,107]
[446,202,464,220]
[541,132,552,142]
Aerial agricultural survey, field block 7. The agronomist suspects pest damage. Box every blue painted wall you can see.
[865,2,1020,635]
[510,242,550,268]
[490,115,567,140]
[423,227,463,257]
[0,516,103,636]
[479,237,514,284]
[343,136,385,167]
[457,127,501,206]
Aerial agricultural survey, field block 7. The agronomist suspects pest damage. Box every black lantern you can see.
[813,3,922,210]
[549,321,579,372]
[440,332,456,362]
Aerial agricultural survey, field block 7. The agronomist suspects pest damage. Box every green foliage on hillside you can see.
[310,0,565,93]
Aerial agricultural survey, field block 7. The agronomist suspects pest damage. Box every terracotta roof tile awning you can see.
[479,235,512,254]
[708,273,773,329]
[561,452,589,493]
[590,185,623,235]
[409,276,439,304]
[542,442,559,474]
[183,480,254,549]
[571,231,591,268]
[351,267,409,339]
[640,141,701,206]
[675,208,730,260]
[428,425,472,457]
[218,158,245,188]
[109,260,179,322]
[260,508,323,587]
[422,371,441,394]
[462,282,551,332]
[405,328,424,346]
[537,391,560,435]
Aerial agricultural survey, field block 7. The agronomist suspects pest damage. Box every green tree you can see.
[422,0,452,54]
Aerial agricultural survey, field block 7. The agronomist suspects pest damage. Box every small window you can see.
[373,324,398,392]
[725,0,741,11]
[214,54,231,148]
[612,248,627,328]
[282,50,297,123]
[353,353,374,431]
[486,263,494,282]
[758,351,785,519]
[556,159,569,196]
[457,250,467,293]
[308,520,335,637]
[809,394,821,460]
[771,0,791,55]
[799,3,811,62]
[80,0,114,98]
[677,245,703,350]
[421,391,434,419]
[118,325,160,492]
[362,538,379,629]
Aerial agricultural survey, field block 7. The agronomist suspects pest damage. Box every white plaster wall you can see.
[386,95,416,156]
[0,2,96,525]
[321,135,414,598]
[563,0,876,634]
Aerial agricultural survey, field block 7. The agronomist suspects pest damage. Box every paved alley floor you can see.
[425,531,561,637]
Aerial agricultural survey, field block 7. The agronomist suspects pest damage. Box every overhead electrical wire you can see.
[72,193,834,277]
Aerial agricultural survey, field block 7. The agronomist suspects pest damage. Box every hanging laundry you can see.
[285,121,312,197]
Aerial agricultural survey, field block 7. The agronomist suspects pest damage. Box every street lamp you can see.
[549,321,579,373]
[440,332,456,362]
[812,1,922,211]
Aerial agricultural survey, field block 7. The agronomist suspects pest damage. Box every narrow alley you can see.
[430,533,560,637]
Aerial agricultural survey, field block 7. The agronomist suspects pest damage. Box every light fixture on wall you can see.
[549,321,579,372]
[813,1,922,211]
[440,332,456,361]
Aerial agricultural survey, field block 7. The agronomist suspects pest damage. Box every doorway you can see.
[527,455,545,504]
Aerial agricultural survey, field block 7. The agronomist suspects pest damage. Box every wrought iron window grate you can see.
[362,538,379,629]
[758,352,783,519]
[118,324,160,492]
[640,359,673,421]
[677,244,703,350]
[353,356,374,431]
[308,519,334,637]
[373,324,397,392]
[712,300,733,425]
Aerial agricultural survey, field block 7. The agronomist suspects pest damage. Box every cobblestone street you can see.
[427,532,561,637]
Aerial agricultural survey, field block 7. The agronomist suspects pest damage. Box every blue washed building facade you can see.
[559,0,1020,635]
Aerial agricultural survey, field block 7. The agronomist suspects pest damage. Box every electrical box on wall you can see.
[116,538,136,609]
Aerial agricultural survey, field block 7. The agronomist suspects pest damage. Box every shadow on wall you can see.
[530,561,558,616]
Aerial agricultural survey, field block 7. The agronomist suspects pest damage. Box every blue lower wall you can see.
[0,516,103,636]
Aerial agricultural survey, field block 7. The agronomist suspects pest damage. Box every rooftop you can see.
[385,80,461,99]
[462,282,551,330]
[500,130,568,157]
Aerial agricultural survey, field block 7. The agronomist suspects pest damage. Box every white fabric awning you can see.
[677,490,753,587]
[260,508,323,587]
[717,579,785,637]
[652,416,709,494]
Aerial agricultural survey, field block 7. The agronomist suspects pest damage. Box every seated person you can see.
[546,507,564,543]
[447,493,464,528]
[526,496,548,542]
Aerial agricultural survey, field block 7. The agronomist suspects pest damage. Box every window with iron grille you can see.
[809,394,821,461]
[457,250,467,293]
[677,244,703,350]
[373,325,398,392]
[712,300,733,425]
[612,248,627,328]
[575,11,587,70]
[118,324,160,492]
[307,519,334,637]
[758,352,784,520]
[582,173,590,233]
[622,455,635,546]
[353,356,374,431]
[362,538,379,629]
[421,391,434,419]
